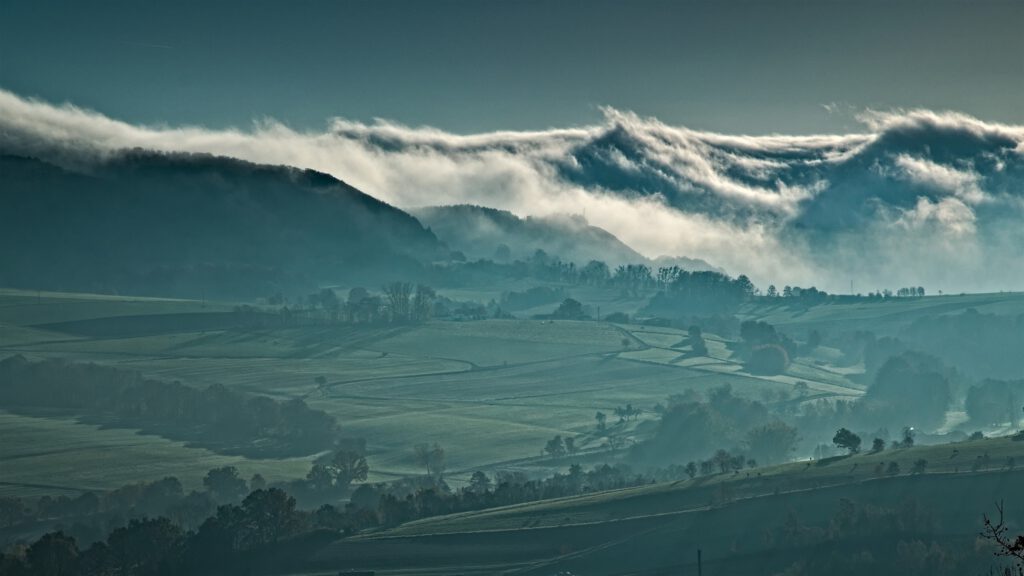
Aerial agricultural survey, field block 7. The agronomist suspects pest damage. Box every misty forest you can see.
[2,1,1024,575]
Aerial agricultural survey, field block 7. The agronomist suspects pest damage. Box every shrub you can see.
[747,344,790,375]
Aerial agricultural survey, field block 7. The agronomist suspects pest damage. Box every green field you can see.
[385,435,1024,537]
[3,287,1024,575]
[2,288,1022,500]
[739,291,1024,335]
[0,291,848,494]
[306,436,1024,576]
[0,411,311,498]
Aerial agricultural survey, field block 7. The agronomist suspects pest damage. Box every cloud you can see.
[891,154,987,205]
[1,88,1023,294]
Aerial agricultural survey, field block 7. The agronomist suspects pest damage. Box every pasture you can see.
[0,288,1018,499]
[740,291,1024,335]
[0,411,312,498]
[307,437,1024,576]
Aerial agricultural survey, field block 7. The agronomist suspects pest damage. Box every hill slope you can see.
[415,204,662,267]
[312,436,1024,576]
[0,153,446,297]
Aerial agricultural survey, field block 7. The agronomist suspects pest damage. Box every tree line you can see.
[0,356,343,458]
[0,462,651,576]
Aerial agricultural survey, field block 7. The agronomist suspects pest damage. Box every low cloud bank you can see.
[2,89,1022,293]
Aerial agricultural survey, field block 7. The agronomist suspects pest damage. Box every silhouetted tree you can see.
[684,461,698,479]
[105,517,183,575]
[468,471,491,494]
[544,435,567,458]
[982,502,1024,573]
[553,298,586,320]
[871,438,886,453]
[203,467,248,503]
[25,531,78,576]
[833,428,862,454]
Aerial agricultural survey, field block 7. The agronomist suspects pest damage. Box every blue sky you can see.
[2,0,1021,134]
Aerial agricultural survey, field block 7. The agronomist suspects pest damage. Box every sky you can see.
[2,0,1021,135]
[2,0,1022,294]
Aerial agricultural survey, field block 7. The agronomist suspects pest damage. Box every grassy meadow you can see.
[0,287,877,496]
[2,287,1024,575]
[306,436,1024,575]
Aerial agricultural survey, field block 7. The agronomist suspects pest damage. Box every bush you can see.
[965,379,1023,426]
[604,311,630,323]
[552,298,587,320]
[747,344,790,375]
[500,286,566,311]
[864,352,952,432]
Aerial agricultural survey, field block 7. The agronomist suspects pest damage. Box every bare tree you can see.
[384,282,413,323]
[414,442,446,479]
[413,284,436,322]
[330,450,369,489]
[982,501,1024,574]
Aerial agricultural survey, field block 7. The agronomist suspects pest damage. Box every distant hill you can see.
[0,153,446,298]
[415,204,716,270]
[651,254,723,274]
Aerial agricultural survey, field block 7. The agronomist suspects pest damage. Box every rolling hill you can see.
[310,437,1024,576]
[0,153,447,298]
[415,204,716,270]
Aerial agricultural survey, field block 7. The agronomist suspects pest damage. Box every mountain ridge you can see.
[413,204,719,271]
[0,152,446,298]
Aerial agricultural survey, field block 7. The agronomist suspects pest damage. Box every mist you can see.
[2,88,1022,293]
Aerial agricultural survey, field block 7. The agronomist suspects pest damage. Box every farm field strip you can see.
[0,411,314,497]
[377,436,1024,538]
[10,291,982,500]
[741,292,1024,334]
[615,324,864,398]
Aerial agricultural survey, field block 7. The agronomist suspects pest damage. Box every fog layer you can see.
[3,89,1022,293]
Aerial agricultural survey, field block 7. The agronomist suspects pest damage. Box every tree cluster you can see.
[633,385,790,466]
[301,282,437,324]
[0,463,651,576]
[0,356,342,457]
[965,379,1024,427]
[644,270,756,316]
[740,320,797,375]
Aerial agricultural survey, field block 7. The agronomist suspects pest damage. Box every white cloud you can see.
[892,155,987,205]
[2,88,1023,294]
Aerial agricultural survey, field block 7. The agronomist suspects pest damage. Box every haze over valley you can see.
[1,1,1023,575]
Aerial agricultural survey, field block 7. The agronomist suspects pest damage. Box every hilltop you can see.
[0,153,446,299]
[414,205,717,271]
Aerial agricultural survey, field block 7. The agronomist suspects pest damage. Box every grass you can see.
[379,434,1024,538]
[1,287,1020,500]
[0,288,234,326]
[0,411,313,498]
[740,291,1024,335]
[304,435,1024,576]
